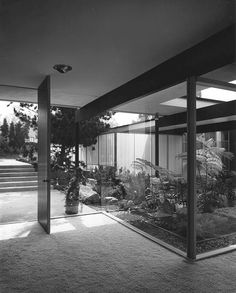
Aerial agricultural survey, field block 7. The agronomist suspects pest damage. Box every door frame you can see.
[37,75,51,234]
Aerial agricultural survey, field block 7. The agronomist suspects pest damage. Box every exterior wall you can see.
[87,144,98,167]
[117,133,135,171]
[99,133,114,166]
[80,132,183,175]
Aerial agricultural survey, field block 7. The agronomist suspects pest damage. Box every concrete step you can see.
[0,186,38,193]
[0,181,38,188]
[0,164,33,169]
[0,162,38,192]
[0,176,37,182]
[0,172,37,177]
[0,167,35,173]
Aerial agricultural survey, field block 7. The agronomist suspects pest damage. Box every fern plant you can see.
[177,136,234,212]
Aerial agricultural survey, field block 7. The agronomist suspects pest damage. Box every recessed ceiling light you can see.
[53,64,72,73]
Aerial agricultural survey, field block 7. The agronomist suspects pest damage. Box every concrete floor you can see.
[0,214,236,293]
[0,158,30,166]
[0,189,97,223]
[0,158,97,223]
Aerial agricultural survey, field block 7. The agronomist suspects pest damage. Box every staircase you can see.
[0,164,38,192]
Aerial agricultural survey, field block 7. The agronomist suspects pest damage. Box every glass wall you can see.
[195,64,236,255]
[78,82,190,255]
[75,63,236,258]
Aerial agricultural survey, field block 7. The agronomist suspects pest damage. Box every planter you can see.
[65,204,79,215]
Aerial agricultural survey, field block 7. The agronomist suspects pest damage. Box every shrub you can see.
[196,213,228,240]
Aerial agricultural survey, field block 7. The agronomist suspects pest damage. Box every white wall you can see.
[80,132,183,175]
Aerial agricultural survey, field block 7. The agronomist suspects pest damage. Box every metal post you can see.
[155,113,159,176]
[75,109,79,177]
[187,77,197,260]
[114,133,117,169]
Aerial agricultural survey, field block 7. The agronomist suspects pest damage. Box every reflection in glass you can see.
[195,65,236,254]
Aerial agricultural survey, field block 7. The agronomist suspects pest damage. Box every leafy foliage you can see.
[178,135,235,212]
[11,102,113,164]
[0,118,29,154]
[132,158,176,181]
[79,112,113,147]
[0,118,9,138]
[132,158,186,212]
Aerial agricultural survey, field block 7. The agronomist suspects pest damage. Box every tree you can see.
[14,121,26,149]
[79,112,113,147]
[11,103,113,164]
[1,118,9,138]
[8,121,15,148]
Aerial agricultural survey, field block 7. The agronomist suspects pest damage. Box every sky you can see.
[0,101,18,124]
[0,100,139,127]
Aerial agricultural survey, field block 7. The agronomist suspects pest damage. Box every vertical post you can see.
[187,76,197,260]
[75,109,79,178]
[155,113,159,176]
[229,130,236,171]
[98,136,100,166]
[38,75,51,234]
[114,132,117,169]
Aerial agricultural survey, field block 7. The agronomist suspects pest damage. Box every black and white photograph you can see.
[0,1,235,292]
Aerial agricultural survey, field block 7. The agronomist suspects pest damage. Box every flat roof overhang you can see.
[76,24,235,122]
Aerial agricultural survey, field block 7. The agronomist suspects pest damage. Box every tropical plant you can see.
[177,136,233,190]
[177,135,234,212]
[132,158,176,181]
[131,158,186,212]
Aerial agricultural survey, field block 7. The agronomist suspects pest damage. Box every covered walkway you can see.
[0,213,235,292]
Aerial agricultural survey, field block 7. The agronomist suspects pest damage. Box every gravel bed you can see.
[111,210,236,254]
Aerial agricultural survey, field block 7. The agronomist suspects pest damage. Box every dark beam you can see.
[159,121,236,135]
[178,95,221,104]
[77,24,235,122]
[159,99,236,128]
[197,77,236,92]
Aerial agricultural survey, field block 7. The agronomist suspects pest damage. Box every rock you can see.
[118,199,134,210]
[150,177,161,185]
[87,178,97,190]
[104,196,118,204]
[131,207,146,215]
[118,199,128,210]
[127,200,135,208]
[79,185,100,204]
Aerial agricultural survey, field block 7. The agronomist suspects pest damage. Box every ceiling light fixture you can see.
[53,64,72,73]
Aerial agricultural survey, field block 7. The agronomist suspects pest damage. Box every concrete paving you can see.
[0,158,97,223]
[0,189,97,224]
[0,158,31,166]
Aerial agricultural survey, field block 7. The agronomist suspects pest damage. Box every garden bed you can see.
[109,209,236,254]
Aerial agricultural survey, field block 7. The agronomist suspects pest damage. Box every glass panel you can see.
[91,82,188,254]
[72,82,191,255]
[195,63,236,255]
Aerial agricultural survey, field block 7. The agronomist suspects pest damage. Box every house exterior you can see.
[0,1,235,261]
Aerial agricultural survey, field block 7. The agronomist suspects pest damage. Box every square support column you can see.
[75,109,80,177]
[114,132,117,169]
[187,77,197,260]
[155,113,159,176]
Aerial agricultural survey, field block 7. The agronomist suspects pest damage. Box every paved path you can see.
[0,158,30,166]
[0,158,97,223]
[0,189,97,223]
